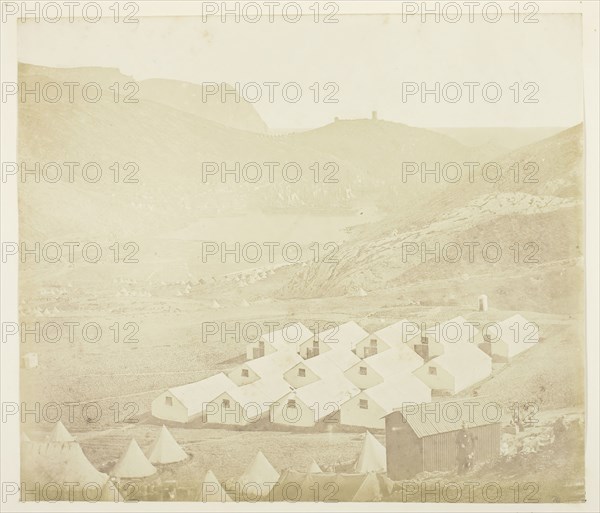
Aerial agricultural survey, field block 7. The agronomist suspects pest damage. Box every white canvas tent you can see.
[111,439,157,478]
[272,374,360,428]
[307,459,323,473]
[475,314,540,360]
[197,470,232,502]
[21,441,122,501]
[316,321,370,354]
[340,373,432,429]
[354,431,386,473]
[147,425,188,464]
[414,343,492,394]
[246,322,314,360]
[152,372,237,423]
[206,376,293,426]
[238,451,280,498]
[230,350,304,386]
[48,421,75,443]
[376,320,422,349]
[284,348,360,388]
[345,345,423,390]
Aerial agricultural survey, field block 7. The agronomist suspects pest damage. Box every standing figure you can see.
[456,421,476,474]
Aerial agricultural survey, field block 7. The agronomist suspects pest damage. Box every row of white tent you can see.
[21,422,387,502]
[153,315,539,429]
[246,315,539,362]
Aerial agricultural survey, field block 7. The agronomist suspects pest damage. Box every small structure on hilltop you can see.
[384,399,502,480]
[479,294,489,312]
[354,431,387,473]
[147,425,188,464]
[111,439,157,479]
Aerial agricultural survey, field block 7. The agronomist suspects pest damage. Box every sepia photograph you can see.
[0,1,598,511]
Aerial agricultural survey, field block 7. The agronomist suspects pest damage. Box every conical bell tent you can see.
[48,420,75,443]
[197,470,232,502]
[306,459,323,474]
[238,451,280,498]
[111,439,157,478]
[21,441,122,501]
[147,425,188,464]
[354,431,386,473]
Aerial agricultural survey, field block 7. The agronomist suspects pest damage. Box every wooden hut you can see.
[384,399,502,480]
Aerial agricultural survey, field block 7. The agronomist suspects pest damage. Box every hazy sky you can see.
[17,13,583,130]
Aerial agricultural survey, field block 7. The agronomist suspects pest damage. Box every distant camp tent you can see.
[240,299,250,307]
[21,431,31,443]
[21,441,122,501]
[238,451,280,499]
[147,426,188,464]
[111,439,157,478]
[48,421,75,443]
[211,299,221,309]
[355,288,368,297]
[307,459,323,474]
[354,431,386,473]
[197,470,232,502]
